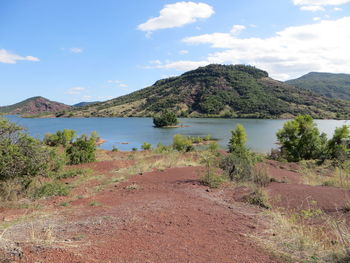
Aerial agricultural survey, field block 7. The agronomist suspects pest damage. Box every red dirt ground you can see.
[3,156,350,262]
[11,166,281,263]
[267,182,350,212]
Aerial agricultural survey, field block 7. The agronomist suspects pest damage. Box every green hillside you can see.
[59,64,350,119]
[286,72,350,101]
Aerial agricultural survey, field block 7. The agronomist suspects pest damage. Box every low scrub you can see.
[243,187,271,209]
[172,134,194,152]
[56,168,92,179]
[141,142,152,150]
[200,151,225,188]
[66,134,97,165]
[261,211,350,263]
[219,149,255,182]
[0,117,65,200]
[33,181,70,198]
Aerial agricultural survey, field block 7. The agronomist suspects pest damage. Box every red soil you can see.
[267,182,350,212]
[13,167,281,263]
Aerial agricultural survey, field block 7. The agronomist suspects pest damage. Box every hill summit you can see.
[286,72,350,101]
[0,96,71,115]
[61,64,350,119]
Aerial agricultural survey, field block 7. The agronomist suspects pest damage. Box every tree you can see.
[276,115,326,161]
[153,110,179,128]
[228,124,247,153]
[327,125,350,161]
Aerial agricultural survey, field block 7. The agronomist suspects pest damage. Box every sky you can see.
[1,0,350,106]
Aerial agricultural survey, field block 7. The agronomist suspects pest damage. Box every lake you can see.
[4,116,349,153]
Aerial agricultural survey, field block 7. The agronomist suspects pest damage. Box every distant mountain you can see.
[0,96,71,115]
[73,101,100,107]
[286,72,350,101]
[59,64,350,119]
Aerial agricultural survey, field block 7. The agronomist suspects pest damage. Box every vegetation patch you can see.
[33,181,70,198]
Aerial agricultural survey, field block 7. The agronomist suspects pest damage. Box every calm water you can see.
[4,116,349,153]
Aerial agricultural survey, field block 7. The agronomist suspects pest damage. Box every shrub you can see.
[344,200,350,212]
[33,181,70,198]
[228,124,247,153]
[141,142,152,150]
[153,110,179,128]
[172,134,194,152]
[207,141,219,152]
[200,151,225,188]
[66,134,97,165]
[153,143,173,153]
[243,187,271,209]
[132,147,138,152]
[327,125,350,161]
[57,168,91,179]
[219,149,255,182]
[0,118,52,182]
[252,166,273,187]
[44,129,76,147]
[203,134,212,141]
[276,115,327,162]
[112,146,119,152]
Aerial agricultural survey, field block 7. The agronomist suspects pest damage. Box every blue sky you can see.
[1,0,350,106]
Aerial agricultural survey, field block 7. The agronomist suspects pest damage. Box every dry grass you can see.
[115,151,200,176]
[257,210,350,263]
[302,166,350,190]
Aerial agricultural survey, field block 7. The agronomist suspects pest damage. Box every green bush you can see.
[0,118,52,182]
[172,134,194,152]
[44,129,76,147]
[153,143,173,153]
[153,110,179,128]
[276,115,327,162]
[219,149,255,182]
[327,125,350,161]
[66,134,97,165]
[112,146,119,152]
[141,142,152,150]
[33,181,70,198]
[228,124,247,153]
[207,141,219,152]
[200,152,225,188]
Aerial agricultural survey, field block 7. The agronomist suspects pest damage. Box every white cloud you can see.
[179,50,189,55]
[119,83,128,88]
[137,2,214,32]
[300,5,325,11]
[230,25,246,35]
[0,49,39,64]
[69,47,83,53]
[107,80,122,84]
[334,7,342,10]
[66,86,86,95]
[149,60,162,65]
[293,0,350,11]
[313,17,321,21]
[152,17,350,80]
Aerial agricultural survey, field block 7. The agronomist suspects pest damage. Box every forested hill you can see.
[286,72,350,101]
[58,64,350,119]
[0,96,71,115]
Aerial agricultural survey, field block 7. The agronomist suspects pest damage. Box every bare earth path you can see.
[15,166,280,263]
